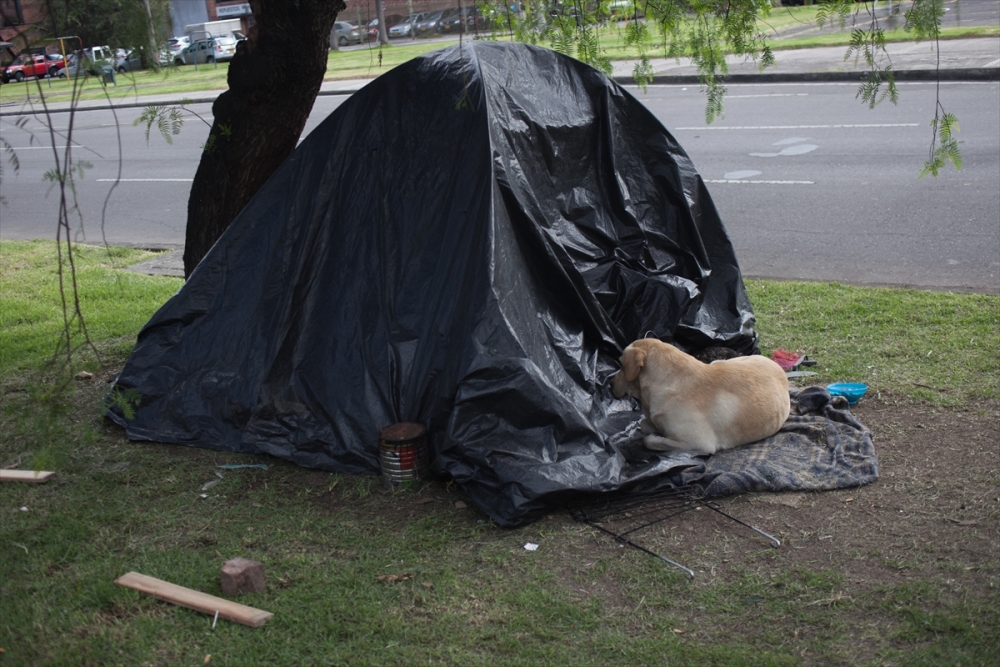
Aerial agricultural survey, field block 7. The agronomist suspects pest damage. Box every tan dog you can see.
[611,338,790,454]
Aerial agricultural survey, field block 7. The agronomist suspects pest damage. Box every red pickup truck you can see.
[2,54,65,83]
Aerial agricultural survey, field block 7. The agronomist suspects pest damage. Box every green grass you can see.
[591,18,998,61]
[0,41,449,106]
[748,280,1000,404]
[1,239,995,398]
[1,240,998,665]
[765,24,1000,49]
[0,240,182,375]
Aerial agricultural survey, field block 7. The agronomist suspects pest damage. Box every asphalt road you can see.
[1,79,997,293]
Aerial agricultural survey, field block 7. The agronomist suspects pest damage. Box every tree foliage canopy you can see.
[476,0,958,171]
[31,0,170,66]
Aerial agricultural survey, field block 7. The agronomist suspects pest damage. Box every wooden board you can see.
[114,572,273,628]
[0,469,56,483]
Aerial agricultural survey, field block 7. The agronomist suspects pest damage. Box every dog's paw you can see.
[643,434,680,451]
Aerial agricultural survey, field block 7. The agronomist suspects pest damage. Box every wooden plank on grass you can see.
[0,470,56,483]
[114,572,273,628]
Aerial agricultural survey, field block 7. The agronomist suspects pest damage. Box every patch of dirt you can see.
[184,390,997,600]
[535,392,1000,663]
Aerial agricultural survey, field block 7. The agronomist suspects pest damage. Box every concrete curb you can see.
[0,89,370,116]
[6,66,995,116]
[126,249,186,278]
[0,95,224,116]
[619,67,1000,86]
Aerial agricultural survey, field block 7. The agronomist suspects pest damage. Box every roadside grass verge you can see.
[1,241,997,665]
[594,18,999,60]
[1,239,994,403]
[763,24,1000,49]
[0,40,456,106]
[749,279,1000,405]
[0,240,181,375]
[0,21,993,106]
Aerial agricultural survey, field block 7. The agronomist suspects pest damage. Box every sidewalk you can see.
[611,36,999,83]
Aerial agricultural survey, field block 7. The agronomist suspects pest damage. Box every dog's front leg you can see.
[643,434,717,455]
[639,416,657,435]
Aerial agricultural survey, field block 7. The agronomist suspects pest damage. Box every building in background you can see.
[0,0,46,59]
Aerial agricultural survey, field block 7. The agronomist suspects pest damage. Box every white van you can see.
[64,45,113,77]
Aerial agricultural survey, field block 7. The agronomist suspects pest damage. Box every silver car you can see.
[389,13,427,38]
[167,36,190,58]
[332,21,362,47]
[175,36,237,65]
[115,49,143,73]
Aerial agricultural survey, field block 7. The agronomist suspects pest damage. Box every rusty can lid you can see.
[378,422,427,443]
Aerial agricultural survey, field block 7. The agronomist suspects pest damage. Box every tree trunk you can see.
[377,0,389,45]
[183,0,343,278]
[142,0,160,72]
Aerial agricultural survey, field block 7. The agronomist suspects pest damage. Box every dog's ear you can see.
[622,345,647,382]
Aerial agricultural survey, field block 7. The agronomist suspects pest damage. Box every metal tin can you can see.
[378,422,429,485]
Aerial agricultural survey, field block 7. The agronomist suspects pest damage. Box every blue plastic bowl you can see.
[827,382,868,405]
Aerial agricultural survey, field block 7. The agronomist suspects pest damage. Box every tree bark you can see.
[142,0,160,72]
[183,0,342,278]
[376,0,389,45]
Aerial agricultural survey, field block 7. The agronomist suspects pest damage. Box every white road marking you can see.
[751,143,819,157]
[96,178,194,182]
[725,93,809,98]
[28,124,138,130]
[7,145,80,149]
[705,179,814,184]
[675,123,920,130]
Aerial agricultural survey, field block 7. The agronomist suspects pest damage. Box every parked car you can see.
[389,13,428,38]
[61,45,114,77]
[331,21,362,47]
[2,53,65,82]
[415,9,458,36]
[62,53,83,77]
[115,48,143,73]
[167,36,190,58]
[175,36,237,65]
[438,6,487,34]
[63,49,114,78]
[607,0,633,20]
[365,14,404,41]
[214,34,238,58]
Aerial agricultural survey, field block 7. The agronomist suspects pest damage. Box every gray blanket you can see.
[619,387,878,497]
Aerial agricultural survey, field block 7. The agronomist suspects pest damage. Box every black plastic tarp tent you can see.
[109,42,759,527]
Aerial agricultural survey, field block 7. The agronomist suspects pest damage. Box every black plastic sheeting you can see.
[109,42,759,527]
